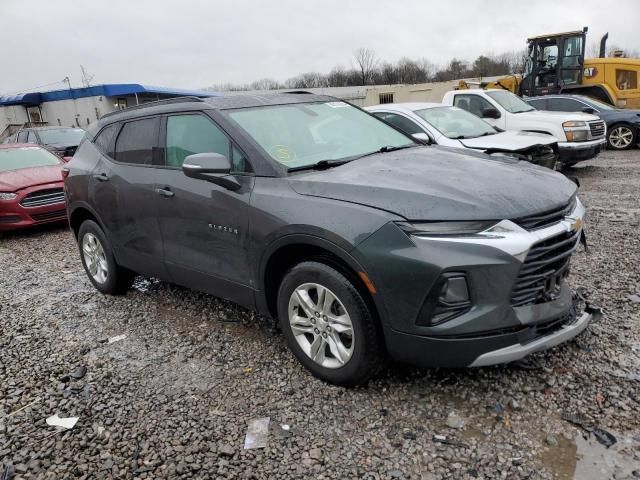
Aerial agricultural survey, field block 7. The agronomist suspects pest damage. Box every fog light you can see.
[417,273,472,326]
[439,276,470,304]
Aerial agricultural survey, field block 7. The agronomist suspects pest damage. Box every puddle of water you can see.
[573,430,640,480]
[540,429,640,480]
[539,436,577,480]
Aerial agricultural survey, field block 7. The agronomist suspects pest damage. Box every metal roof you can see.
[0,83,220,106]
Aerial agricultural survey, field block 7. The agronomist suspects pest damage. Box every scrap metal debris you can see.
[244,417,270,449]
[562,412,617,448]
[46,414,79,430]
[108,334,127,344]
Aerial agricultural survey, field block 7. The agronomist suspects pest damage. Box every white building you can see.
[0,84,218,141]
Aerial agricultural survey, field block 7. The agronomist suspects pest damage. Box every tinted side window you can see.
[374,112,423,136]
[17,131,28,142]
[526,99,547,110]
[453,95,493,117]
[114,118,158,165]
[165,114,230,168]
[546,98,583,112]
[93,124,119,158]
[27,131,39,144]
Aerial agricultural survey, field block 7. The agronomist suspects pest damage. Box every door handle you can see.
[93,173,109,182]
[155,187,174,198]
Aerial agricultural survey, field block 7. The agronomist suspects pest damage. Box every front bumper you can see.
[470,305,598,366]
[353,198,590,368]
[0,182,67,231]
[558,138,606,163]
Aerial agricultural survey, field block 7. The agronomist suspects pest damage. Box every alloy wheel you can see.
[82,233,108,284]
[608,126,634,149]
[288,283,355,369]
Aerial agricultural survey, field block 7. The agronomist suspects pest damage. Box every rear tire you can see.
[277,261,382,386]
[607,123,637,150]
[78,220,134,295]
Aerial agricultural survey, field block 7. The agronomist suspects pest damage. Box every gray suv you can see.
[65,94,595,386]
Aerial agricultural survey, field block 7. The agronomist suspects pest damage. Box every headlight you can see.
[0,192,17,200]
[563,121,587,128]
[397,220,498,237]
[563,121,590,142]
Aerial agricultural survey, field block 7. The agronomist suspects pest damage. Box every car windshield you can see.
[37,128,85,145]
[0,147,61,172]
[227,101,413,169]
[414,106,496,139]
[579,96,614,111]
[486,91,535,113]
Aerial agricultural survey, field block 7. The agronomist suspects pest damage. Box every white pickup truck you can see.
[442,89,606,165]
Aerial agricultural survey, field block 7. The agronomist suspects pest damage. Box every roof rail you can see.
[100,96,205,120]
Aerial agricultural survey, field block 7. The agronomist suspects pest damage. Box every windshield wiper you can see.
[352,143,419,160]
[288,159,351,172]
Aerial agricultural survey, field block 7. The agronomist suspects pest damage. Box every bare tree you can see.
[353,48,377,86]
[249,78,282,90]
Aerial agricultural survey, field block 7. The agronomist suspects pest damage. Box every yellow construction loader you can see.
[457,27,640,109]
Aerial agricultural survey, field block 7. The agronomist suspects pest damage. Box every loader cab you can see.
[520,28,587,98]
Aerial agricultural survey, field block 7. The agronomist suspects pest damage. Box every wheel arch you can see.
[258,235,385,328]
[68,203,107,239]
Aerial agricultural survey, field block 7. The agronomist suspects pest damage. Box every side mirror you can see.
[182,153,241,191]
[481,108,501,119]
[582,107,596,114]
[412,132,432,145]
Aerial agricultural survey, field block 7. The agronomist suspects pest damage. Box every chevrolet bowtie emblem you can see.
[569,217,583,232]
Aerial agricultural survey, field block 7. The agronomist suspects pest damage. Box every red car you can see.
[0,144,67,231]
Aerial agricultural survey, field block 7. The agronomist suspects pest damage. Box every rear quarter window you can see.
[114,117,159,165]
[93,123,119,158]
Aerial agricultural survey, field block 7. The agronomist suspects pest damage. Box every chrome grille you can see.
[589,120,606,139]
[513,198,576,231]
[20,188,65,208]
[511,230,581,307]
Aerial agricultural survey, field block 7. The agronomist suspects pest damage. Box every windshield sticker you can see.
[269,145,296,162]
[326,101,349,108]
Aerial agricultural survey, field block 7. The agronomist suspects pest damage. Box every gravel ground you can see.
[1,149,639,480]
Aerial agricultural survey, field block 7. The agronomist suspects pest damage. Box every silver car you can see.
[366,103,559,168]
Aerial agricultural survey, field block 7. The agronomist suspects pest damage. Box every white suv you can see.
[442,89,606,165]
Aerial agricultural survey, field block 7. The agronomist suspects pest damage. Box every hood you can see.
[523,109,599,122]
[597,109,640,123]
[0,165,64,192]
[288,146,576,221]
[460,130,557,151]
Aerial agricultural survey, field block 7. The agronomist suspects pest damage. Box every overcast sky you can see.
[1,0,638,94]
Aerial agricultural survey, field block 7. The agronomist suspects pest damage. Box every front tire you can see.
[607,123,637,150]
[277,261,382,386]
[78,220,134,295]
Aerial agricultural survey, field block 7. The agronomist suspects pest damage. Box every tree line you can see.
[208,43,639,92]
[207,48,528,91]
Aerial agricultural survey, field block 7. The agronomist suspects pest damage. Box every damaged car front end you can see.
[349,188,596,369]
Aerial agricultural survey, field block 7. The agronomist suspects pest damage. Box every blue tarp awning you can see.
[0,92,43,106]
[0,83,219,106]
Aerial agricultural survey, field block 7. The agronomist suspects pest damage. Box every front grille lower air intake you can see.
[511,230,581,307]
